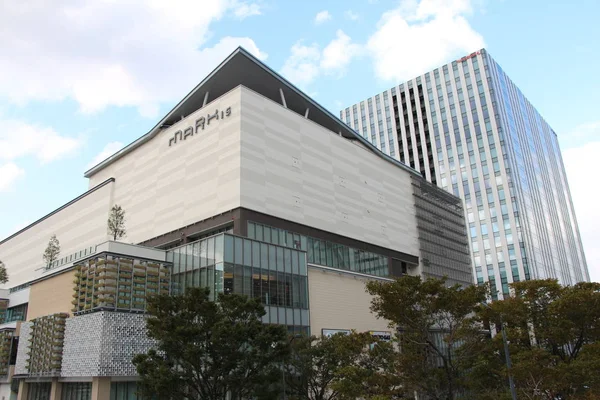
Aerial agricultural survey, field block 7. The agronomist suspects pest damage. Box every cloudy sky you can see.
[0,0,598,281]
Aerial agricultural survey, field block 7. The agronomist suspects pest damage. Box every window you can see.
[63,382,92,400]
[110,382,139,400]
[5,303,27,323]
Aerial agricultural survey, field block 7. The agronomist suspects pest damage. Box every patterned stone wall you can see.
[61,312,104,377]
[14,322,30,376]
[61,311,154,377]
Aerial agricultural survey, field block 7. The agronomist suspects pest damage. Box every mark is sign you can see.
[168,106,232,147]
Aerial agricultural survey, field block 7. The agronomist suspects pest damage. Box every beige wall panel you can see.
[308,267,390,336]
[88,88,243,244]
[0,183,113,287]
[27,270,75,320]
[239,87,419,257]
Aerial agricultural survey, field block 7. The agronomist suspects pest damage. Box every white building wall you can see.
[88,88,244,244]
[239,87,420,257]
[308,266,391,336]
[3,85,422,289]
[0,382,15,400]
[0,183,113,287]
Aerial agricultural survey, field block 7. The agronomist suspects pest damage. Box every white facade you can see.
[88,87,244,244]
[1,85,421,289]
[0,47,472,400]
[0,182,113,287]
[342,49,589,296]
[238,87,419,257]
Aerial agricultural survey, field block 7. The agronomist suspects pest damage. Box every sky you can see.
[0,0,598,281]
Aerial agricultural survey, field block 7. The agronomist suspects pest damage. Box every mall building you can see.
[0,48,471,400]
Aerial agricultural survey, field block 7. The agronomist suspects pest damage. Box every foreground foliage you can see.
[466,279,600,399]
[133,287,289,400]
[133,278,600,399]
[284,332,402,400]
[366,276,488,400]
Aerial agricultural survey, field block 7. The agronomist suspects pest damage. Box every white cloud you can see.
[0,120,82,164]
[563,136,600,282]
[232,1,262,19]
[281,43,322,86]
[0,163,25,192]
[561,121,600,148]
[87,141,125,170]
[0,119,81,191]
[0,1,265,118]
[281,30,361,88]
[345,10,360,21]
[321,30,362,73]
[367,0,485,82]
[315,10,332,24]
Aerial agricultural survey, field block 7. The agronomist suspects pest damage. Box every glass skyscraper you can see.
[342,49,589,298]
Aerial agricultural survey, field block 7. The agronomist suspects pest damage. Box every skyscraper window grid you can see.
[342,49,589,297]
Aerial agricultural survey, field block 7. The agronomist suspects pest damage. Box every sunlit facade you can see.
[0,48,472,400]
[342,49,589,298]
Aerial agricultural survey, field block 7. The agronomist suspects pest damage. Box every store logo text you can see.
[168,107,232,147]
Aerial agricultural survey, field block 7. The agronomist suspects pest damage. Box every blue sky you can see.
[1,0,599,280]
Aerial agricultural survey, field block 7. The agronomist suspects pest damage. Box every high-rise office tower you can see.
[342,49,589,297]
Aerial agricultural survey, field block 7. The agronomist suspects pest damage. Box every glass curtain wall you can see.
[27,382,51,400]
[247,222,390,277]
[110,382,142,400]
[5,304,27,323]
[167,234,309,334]
[62,382,92,400]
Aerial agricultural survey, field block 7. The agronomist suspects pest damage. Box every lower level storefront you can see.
[14,379,142,400]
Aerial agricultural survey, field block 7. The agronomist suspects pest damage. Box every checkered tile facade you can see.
[61,311,154,377]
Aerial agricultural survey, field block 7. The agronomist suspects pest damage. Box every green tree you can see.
[467,279,600,399]
[107,204,126,241]
[366,275,488,400]
[0,260,8,284]
[284,332,402,400]
[42,234,60,267]
[133,287,289,400]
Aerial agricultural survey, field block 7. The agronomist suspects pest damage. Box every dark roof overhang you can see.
[84,47,419,178]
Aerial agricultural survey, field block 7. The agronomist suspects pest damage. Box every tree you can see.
[42,234,60,267]
[284,332,402,400]
[0,260,8,284]
[466,279,600,399]
[107,204,126,241]
[133,287,289,400]
[366,275,488,400]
